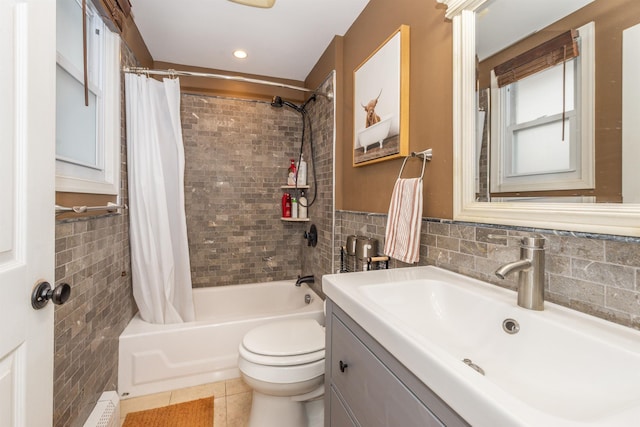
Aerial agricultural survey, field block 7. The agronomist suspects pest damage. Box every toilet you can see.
[238,318,325,427]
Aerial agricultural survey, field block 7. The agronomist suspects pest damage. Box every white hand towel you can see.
[384,178,423,264]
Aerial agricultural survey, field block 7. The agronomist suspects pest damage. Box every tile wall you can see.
[300,74,336,296]
[52,43,137,427]
[336,210,640,330]
[181,93,305,287]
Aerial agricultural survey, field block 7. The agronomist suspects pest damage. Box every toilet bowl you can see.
[237,318,325,427]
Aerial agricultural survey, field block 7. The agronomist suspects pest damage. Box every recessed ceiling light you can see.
[233,50,248,59]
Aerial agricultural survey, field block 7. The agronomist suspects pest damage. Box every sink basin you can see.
[322,266,640,426]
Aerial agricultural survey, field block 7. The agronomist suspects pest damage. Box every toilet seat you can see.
[239,356,325,384]
[238,319,326,384]
[242,319,325,356]
[240,318,325,366]
[239,344,324,366]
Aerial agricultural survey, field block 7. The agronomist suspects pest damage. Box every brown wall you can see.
[478,0,640,202]
[307,0,454,218]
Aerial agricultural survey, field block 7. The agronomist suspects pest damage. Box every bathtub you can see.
[357,115,392,152]
[118,280,324,399]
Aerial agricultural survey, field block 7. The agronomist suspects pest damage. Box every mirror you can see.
[475,0,640,204]
[439,0,640,237]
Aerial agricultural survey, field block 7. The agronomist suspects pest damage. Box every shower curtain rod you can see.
[123,66,332,99]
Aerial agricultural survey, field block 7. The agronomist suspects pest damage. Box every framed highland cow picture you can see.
[353,25,410,166]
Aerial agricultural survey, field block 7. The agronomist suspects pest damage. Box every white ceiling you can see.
[130,0,370,82]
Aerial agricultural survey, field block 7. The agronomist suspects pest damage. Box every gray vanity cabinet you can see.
[324,300,469,427]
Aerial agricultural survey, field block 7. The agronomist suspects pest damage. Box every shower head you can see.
[270,96,284,108]
[270,95,317,113]
[271,96,304,113]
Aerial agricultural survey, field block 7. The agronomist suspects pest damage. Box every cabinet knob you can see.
[339,360,348,373]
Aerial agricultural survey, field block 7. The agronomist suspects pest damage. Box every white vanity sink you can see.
[322,266,640,426]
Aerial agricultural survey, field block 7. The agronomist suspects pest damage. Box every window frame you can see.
[55,0,121,195]
[490,21,595,194]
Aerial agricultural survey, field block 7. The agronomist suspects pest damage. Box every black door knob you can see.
[31,281,71,309]
[339,360,348,373]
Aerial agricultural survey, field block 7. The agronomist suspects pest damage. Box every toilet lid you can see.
[242,319,324,357]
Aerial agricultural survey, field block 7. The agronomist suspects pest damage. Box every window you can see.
[56,0,121,194]
[490,22,594,193]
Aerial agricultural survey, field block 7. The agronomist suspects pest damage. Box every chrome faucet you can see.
[491,235,546,310]
[295,275,315,287]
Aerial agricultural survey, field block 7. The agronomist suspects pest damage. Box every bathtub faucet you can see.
[295,275,315,287]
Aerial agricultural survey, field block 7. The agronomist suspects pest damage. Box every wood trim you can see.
[89,0,153,67]
[102,0,125,31]
[115,0,131,17]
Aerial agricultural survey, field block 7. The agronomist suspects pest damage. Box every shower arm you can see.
[123,67,333,101]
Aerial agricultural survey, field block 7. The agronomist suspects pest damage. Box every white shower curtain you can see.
[125,74,195,324]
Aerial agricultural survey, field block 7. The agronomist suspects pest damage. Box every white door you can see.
[0,0,56,426]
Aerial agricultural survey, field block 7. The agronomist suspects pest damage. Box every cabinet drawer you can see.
[330,315,444,427]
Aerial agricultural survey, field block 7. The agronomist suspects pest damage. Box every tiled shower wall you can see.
[53,43,137,427]
[181,93,305,287]
[336,210,640,330]
[300,74,336,296]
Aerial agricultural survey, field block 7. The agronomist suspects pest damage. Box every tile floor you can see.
[119,377,252,427]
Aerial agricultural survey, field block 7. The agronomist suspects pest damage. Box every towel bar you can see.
[55,202,127,215]
[397,148,432,179]
[410,149,433,160]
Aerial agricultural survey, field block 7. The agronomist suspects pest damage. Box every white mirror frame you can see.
[439,0,640,237]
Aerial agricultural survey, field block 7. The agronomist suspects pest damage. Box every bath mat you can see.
[122,397,214,427]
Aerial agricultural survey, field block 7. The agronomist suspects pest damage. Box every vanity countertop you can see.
[322,266,640,426]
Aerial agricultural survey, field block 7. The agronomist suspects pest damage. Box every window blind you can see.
[493,29,579,88]
[95,0,131,31]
